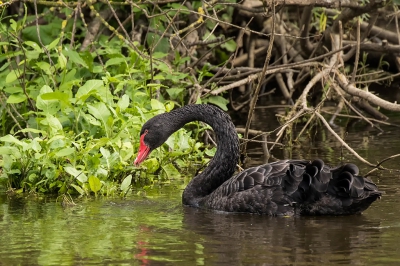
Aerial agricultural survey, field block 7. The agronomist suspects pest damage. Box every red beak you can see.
[134,131,151,166]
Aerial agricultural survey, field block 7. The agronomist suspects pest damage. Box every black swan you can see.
[134,104,381,215]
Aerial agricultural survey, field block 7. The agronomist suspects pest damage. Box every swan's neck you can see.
[167,105,240,206]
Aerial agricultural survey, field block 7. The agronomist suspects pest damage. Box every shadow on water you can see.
[1,107,400,265]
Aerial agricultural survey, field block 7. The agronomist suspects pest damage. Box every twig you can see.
[272,108,306,151]
[353,72,400,84]
[329,98,344,125]
[321,110,400,127]
[275,73,291,102]
[365,154,400,177]
[241,2,276,156]
[351,18,361,83]
[330,81,375,127]
[314,112,375,167]
[342,12,378,62]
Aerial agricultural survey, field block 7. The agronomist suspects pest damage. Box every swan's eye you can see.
[141,129,149,144]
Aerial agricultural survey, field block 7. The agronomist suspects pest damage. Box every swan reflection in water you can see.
[181,207,382,265]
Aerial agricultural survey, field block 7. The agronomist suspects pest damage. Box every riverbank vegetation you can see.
[1,0,400,196]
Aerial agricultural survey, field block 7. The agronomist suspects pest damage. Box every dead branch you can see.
[336,71,400,112]
[263,0,383,8]
[314,112,376,167]
[365,153,400,176]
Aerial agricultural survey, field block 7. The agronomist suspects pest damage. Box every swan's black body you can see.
[134,104,381,216]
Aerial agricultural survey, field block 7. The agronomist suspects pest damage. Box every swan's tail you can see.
[292,159,382,215]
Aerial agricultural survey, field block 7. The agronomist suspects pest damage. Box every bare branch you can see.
[336,71,400,112]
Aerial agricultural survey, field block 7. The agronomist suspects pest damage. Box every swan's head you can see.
[134,113,175,166]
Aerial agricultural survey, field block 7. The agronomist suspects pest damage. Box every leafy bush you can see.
[0,7,218,196]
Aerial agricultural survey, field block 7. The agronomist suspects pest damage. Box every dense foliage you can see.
[0,2,223,195]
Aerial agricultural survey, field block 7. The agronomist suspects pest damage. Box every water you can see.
[1,110,400,265]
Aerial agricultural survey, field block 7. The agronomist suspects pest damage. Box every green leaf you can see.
[45,115,63,133]
[0,146,21,158]
[205,147,216,157]
[16,128,47,136]
[162,163,181,179]
[48,136,66,148]
[88,176,102,193]
[117,94,130,111]
[46,37,60,50]
[41,91,70,105]
[63,49,88,68]
[87,102,112,131]
[7,93,27,103]
[166,88,184,99]
[165,101,174,112]
[176,130,190,150]
[221,39,237,52]
[76,79,104,102]
[82,113,101,126]
[27,138,42,152]
[205,96,229,111]
[120,141,133,161]
[36,61,52,74]
[10,19,17,31]
[100,147,110,158]
[0,61,10,72]
[150,99,165,112]
[105,57,126,68]
[120,175,132,192]
[80,51,94,72]
[152,52,167,59]
[100,147,119,170]
[65,166,87,183]
[58,53,67,70]
[3,86,23,94]
[36,86,60,114]
[6,70,19,83]
[55,147,75,157]
[24,41,41,51]
[140,158,159,173]
[0,135,24,146]
[63,69,77,83]
[71,184,86,195]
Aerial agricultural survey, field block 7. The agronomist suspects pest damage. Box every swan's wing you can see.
[219,160,303,194]
[203,160,310,215]
[202,159,381,215]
